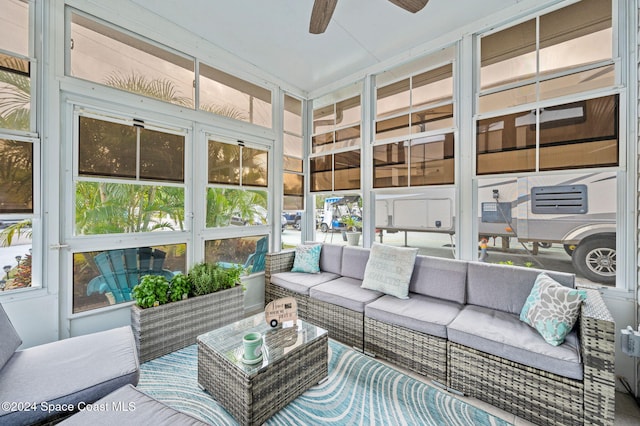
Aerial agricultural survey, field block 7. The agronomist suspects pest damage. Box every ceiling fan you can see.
[309,0,429,34]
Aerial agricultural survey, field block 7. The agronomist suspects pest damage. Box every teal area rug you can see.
[138,340,512,425]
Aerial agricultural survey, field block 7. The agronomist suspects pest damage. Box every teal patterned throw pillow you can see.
[520,273,587,346]
[291,244,322,273]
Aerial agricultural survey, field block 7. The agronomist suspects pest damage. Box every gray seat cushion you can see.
[466,261,575,315]
[365,293,462,338]
[310,277,383,312]
[340,246,370,280]
[319,243,344,275]
[59,384,208,426]
[409,256,467,304]
[447,305,583,380]
[0,303,22,371]
[0,326,140,425]
[271,271,340,295]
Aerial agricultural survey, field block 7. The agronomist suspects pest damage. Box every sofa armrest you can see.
[265,250,295,281]
[579,289,615,425]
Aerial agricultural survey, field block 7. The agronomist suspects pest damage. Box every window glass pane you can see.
[476,111,536,175]
[79,116,136,178]
[411,104,454,133]
[199,63,272,128]
[334,125,360,150]
[284,134,302,159]
[284,95,302,134]
[539,0,612,75]
[242,146,268,187]
[205,235,268,274]
[539,65,614,102]
[284,173,303,196]
[75,182,184,234]
[478,82,537,114]
[70,13,194,108]
[313,104,335,134]
[284,156,303,173]
[284,195,303,212]
[539,95,618,170]
[0,55,31,132]
[206,188,267,227]
[410,134,455,185]
[208,140,240,185]
[377,78,410,119]
[0,0,29,56]
[0,139,32,213]
[334,150,360,191]
[376,115,410,140]
[373,142,408,188]
[140,128,184,182]
[72,243,186,313]
[314,194,362,242]
[481,19,536,90]
[336,96,360,128]
[412,64,453,108]
[312,132,334,154]
[310,155,332,192]
[0,236,32,291]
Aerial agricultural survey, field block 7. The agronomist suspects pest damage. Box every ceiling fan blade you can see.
[388,0,429,13]
[309,0,338,34]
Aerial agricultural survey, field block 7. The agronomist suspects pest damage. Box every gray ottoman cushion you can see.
[310,277,382,312]
[447,305,583,380]
[340,246,370,280]
[0,303,21,371]
[0,326,139,425]
[60,385,208,425]
[466,262,575,315]
[271,271,340,295]
[409,256,467,304]
[365,293,462,338]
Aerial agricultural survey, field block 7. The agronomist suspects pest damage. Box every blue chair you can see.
[219,236,269,274]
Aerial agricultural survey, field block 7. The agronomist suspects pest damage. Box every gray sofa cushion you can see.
[0,326,140,425]
[319,243,344,275]
[340,246,370,280]
[310,277,382,312]
[0,303,21,372]
[409,256,467,304]
[365,293,462,338]
[447,305,582,380]
[59,384,208,426]
[271,271,340,295]
[466,261,575,315]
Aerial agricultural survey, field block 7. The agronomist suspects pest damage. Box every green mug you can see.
[243,332,263,361]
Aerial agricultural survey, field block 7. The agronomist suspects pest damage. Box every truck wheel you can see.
[320,223,329,233]
[571,237,616,285]
[294,219,301,230]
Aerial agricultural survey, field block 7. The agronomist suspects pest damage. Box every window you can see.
[69,11,195,108]
[205,236,268,274]
[199,63,272,128]
[206,139,269,228]
[72,244,186,313]
[0,0,36,293]
[75,113,186,235]
[283,95,304,211]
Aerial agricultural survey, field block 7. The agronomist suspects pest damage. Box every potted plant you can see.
[342,215,362,246]
[130,264,245,362]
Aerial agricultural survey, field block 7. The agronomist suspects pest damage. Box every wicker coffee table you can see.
[197,312,328,425]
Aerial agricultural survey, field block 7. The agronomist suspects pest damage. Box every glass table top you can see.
[198,312,327,375]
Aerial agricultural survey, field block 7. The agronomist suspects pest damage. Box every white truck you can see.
[375,171,616,284]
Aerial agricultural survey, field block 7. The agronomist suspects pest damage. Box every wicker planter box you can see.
[131,285,243,363]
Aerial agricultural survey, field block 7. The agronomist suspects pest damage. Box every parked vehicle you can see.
[375,172,616,284]
[319,196,362,233]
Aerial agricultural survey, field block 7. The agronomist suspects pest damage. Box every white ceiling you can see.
[129,0,531,94]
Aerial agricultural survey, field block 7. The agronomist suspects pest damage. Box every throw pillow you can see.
[291,244,322,274]
[0,303,22,370]
[361,243,418,299]
[520,273,587,346]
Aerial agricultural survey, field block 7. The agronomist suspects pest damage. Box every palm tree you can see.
[0,57,30,132]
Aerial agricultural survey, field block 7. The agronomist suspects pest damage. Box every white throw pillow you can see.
[361,243,418,299]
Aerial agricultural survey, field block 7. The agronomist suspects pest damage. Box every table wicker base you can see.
[198,328,328,425]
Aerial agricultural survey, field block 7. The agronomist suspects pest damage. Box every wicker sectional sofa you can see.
[265,243,615,426]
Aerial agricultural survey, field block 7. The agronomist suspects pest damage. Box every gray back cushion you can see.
[466,261,575,315]
[340,246,370,280]
[319,244,344,275]
[0,303,22,371]
[409,256,467,304]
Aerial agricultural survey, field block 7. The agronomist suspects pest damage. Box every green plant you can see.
[132,275,170,308]
[168,273,192,302]
[341,215,361,232]
[188,262,243,296]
